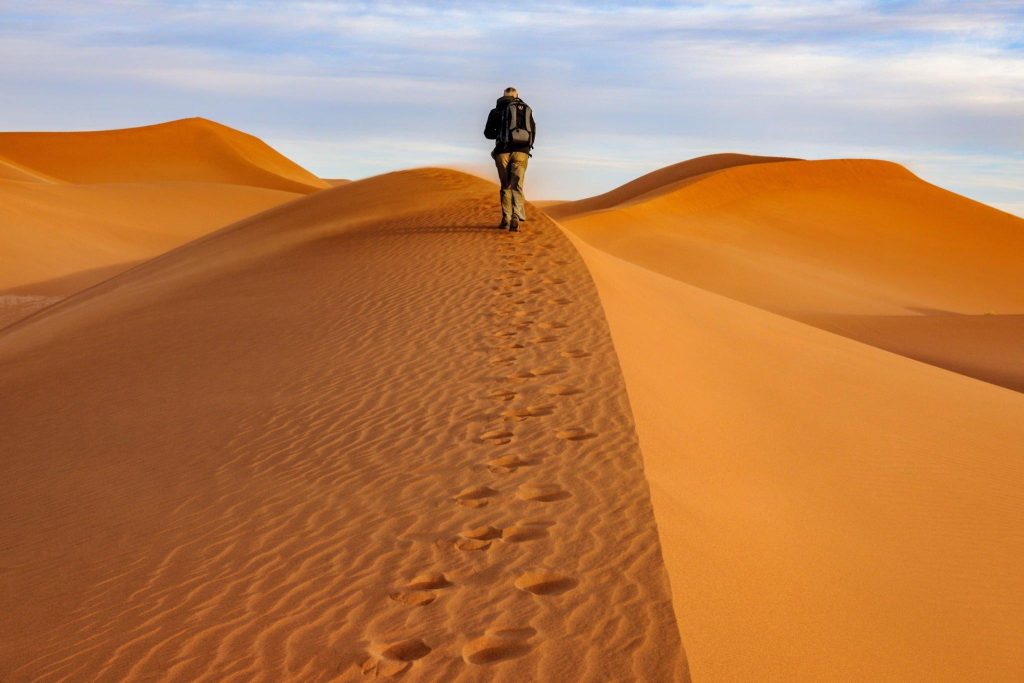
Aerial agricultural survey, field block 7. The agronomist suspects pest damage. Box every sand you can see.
[3,118,1021,681]
[558,156,1024,679]
[0,118,328,327]
[0,169,687,681]
[556,156,1024,391]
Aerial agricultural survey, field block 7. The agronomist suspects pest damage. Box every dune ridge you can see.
[0,118,330,327]
[565,234,1024,679]
[558,156,1024,391]
[546,153,795,219]
[0,118,329,193]
[555,154,1024,679]
[0,169,687,681]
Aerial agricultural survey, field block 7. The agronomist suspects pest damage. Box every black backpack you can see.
[498,99,534,150]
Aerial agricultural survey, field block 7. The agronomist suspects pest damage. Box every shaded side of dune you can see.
[558,157,1024,392]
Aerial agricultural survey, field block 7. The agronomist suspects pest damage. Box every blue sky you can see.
[2,1,1022,215]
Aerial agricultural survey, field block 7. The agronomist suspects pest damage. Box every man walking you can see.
[484,87,536,232]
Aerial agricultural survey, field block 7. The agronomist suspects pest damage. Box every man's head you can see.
[503,86,518,98]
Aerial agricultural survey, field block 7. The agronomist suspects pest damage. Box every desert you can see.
[1,115,1022,681]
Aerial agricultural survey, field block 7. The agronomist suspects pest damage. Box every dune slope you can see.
[0,118,329,193]
[567,232,1024,681]
[0,118,328,326]
[546,153,795,220]
[559,158,1024,391]
[0,169,687,681]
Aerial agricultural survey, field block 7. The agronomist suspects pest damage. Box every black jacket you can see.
[485,96,536,155]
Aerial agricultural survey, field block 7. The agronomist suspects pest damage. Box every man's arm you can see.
[484,108,500,139]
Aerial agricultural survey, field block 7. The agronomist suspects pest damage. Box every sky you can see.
[2,0,1022,215]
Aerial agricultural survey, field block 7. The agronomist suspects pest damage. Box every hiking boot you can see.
[498,220,509,229]
[509,217,520,232]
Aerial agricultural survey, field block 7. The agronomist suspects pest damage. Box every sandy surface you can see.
[0,118,327,327]
[558,157,1024,679]
[0,169,687,681]
[557,156,1024,392]
[3,116,1021,681]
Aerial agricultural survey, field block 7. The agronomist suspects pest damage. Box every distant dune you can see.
[2,119,1021,681]
[559,155,1024,679]
[0,118,329,327]
[557,155,1024,391]
[0,117,328,192]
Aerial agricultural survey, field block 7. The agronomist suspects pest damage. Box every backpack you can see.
[498,99,534,150]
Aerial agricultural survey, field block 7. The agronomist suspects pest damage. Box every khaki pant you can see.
[493,151,529,222]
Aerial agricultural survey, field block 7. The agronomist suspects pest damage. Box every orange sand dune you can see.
[568,234,1024,681]
[558,157,1024,390]
[547,153,795,220]
[0,119,329,326]
[0,169,687,681]
[0,118,329,193]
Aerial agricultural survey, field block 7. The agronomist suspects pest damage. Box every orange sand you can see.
[3,120,1021,681]
[559,156,1024,679]
[0,167,686,681]
[0,119,327,327]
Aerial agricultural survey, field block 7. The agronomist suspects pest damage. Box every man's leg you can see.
[509,152,529,224]
[493,153,512,226]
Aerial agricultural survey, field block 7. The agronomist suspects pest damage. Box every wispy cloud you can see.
[1,1,1021,214]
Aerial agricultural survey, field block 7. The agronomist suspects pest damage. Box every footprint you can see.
[489,355,517,366]
[514,572,578,596]
[463,628,536,665]
[500,404,554,420]
[492,329,517,338]
[502,523,550,543]
[543,277,566,284]
[517,483,571,502]
[543,384,581,396]
[455,486,499,508]
[487,388,516,402]
[529,335,559,344]
[555,427,597,441]
[530,366,566,376]
[538,321,567,330]
[361,639,431,677]
[548,298,572,305]
[559,349,591,359]
[454,538,492,551]
[479,429,514,445]
[487,453,538,474]
[507,370,535,382]
[455,525,502,550]
[405,572,453,590]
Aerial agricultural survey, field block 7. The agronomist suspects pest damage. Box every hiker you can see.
[484,87,536,232]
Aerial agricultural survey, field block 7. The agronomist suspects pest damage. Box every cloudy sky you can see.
[2,1,1022,214]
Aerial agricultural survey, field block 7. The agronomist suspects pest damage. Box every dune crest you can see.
[0,168,688,681]
[0,117,328,193]
[547,152,795,219]
[559,156,1024,391]
[0,118,330,327]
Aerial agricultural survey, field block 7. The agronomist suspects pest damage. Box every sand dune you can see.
[0,118,328,192]
[565,237,1024,679]
[4,115,1021,681]
[0,169,687,681]
[0,119,329,327]
[558,156,1024,390]
[546,153,795,220]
